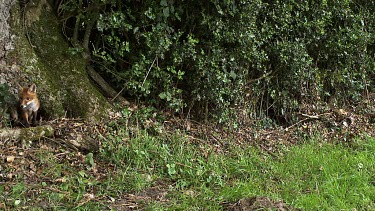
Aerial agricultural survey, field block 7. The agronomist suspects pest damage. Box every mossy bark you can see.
[6,0,111,122]
[0,125,54,142]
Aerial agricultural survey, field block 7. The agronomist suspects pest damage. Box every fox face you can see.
[19,84,39,111]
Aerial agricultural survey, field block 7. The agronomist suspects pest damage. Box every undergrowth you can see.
[1,112,374,210]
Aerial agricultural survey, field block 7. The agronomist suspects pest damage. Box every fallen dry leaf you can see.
[55,177,67,183]
[6,156,15,163]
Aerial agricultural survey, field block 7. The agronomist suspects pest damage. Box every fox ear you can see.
[29,84,36,93]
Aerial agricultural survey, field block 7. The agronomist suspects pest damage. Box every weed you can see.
[1,117,374,210]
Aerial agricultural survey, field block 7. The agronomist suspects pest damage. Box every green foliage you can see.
[58,0,374,121]
[0,84,18,126]
[0,84,15,106]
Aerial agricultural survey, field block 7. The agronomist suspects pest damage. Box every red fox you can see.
[18,84,40,127]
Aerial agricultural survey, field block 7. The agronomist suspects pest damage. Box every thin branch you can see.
[142,56,157,87]
[285,112,331,131]
[248,70,274,85]
[111,86,126,102]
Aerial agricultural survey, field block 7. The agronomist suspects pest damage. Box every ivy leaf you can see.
[230,71,237,80]
[160,0,168,6]
[159,92,167,100]
[163,7,170,18]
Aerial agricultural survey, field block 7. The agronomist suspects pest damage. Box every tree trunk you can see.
[0,0,112,122]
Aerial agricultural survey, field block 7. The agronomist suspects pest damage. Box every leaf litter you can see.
[0,99,373,210]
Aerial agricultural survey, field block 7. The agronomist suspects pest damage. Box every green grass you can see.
[98,130,375,210]
[273,139,375,210]
[1,128,374,210]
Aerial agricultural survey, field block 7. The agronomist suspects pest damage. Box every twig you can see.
[301,113,321,119]
[185,135,205,144]
[247,70,274,84]
[75,194,94,208]
[259,144,277,158]
[111,86,126,102]
[142,56,157,87]
[285,112,331,131]
[45,186,70,195]
[175,162,194,169]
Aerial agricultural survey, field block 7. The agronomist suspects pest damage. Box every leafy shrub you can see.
[57,0,374,123]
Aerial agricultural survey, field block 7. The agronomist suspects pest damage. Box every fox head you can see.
[19,84,37,108]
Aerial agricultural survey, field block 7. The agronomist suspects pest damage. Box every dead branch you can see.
[86,66,130,105]
[0,125,54,141]
[285,112,331,131]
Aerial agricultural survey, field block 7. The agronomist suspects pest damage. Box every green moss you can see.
[8,0,111,121]
[8,2,65,118]
[19,125,54,141]
[28,1,111,121]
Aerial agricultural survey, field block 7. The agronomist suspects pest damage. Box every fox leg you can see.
[31,111,38,126]
[22,112,30,127]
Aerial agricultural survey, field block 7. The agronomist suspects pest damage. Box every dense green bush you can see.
[56,0,374,123]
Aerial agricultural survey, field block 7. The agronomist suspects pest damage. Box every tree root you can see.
[0,125,54,141]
